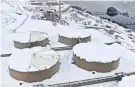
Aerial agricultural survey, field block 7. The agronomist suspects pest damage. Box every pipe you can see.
[125,71,135,76]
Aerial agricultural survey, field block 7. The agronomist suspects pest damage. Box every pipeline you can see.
[51,45,73,51]
[47,72,125,87]
[33,72,135,87]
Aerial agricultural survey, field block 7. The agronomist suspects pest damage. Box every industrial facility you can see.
[1,0,135,87]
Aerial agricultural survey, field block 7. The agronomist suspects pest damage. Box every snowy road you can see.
[11,2,29,32]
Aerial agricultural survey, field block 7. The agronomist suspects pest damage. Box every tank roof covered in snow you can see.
[8,47,60,72]
[12,31,48,43]
[73,42,121,63]
[59,29,91,38]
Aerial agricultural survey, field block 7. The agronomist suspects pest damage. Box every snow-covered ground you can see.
[1,1,27,32]
[119,75,135,87]
[1,1,135,87]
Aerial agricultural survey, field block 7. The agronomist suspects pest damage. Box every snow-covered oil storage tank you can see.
[13,31,49,49]
[58,29,91,45]
[73,42,120,72]
[8,47,60,82]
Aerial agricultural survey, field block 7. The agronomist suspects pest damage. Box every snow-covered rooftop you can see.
[59,28,91,38]
[8,47,60,72]
[12,31,48,43]
[73,42,120,63]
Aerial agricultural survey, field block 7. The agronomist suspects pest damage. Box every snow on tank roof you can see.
[59,29,91,38]
[73,42,120,63]
[8,47,60,72]
[12,31,48,43]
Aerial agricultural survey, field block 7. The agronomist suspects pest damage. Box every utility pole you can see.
[59,0,61,20]
[29,33,31,48]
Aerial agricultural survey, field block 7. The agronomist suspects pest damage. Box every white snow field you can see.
[1,1,135,87]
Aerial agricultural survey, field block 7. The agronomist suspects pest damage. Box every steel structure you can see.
[33,72,135,87]
[51,45,73,51]
[47,72,125,87]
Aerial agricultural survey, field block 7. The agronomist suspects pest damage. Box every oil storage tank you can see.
[73,42,120,72]
[8,47,60,82]
[13,31,49,49]
[58,29,91,45]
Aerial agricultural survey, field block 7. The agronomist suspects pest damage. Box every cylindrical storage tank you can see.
[13,31,49,49]
[73,42,120,72]
[58,29,91,45]
[8,47,60,82]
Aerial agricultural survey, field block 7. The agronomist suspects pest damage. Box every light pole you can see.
[59,0,61,20]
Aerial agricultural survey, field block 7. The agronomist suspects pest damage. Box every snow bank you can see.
[8,47,60,72]
[73,42,120,63]
[12,31,48,43]
[119,75,135,87]
[59,28,91,38]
